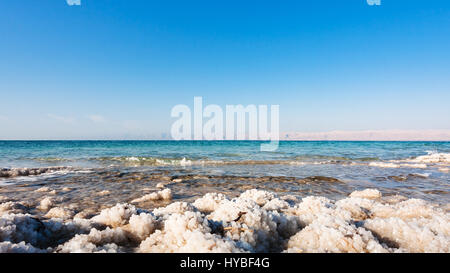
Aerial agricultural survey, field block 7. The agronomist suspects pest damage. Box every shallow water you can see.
[1,140,449,167]
[0,141,449,206]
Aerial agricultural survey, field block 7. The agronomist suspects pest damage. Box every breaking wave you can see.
[368,162,428,169]
[88,152,450,170]
[366,152,450,170]
[405,151,450,164]
[98,156,195,166]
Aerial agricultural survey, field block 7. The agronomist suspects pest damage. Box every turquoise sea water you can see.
[0,141,449,203]
[1,140,449,167]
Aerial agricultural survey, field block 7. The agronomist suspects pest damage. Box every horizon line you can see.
[1,140,449,142]
[2,130,450,141]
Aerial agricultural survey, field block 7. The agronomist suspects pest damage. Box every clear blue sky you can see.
[0,0,449,139]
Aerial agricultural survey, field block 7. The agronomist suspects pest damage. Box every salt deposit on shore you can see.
[0,188,448,253]
[131,189,172,203]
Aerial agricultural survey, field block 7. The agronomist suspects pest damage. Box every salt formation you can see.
[127,213,157,240]
[91,203,137,227]
[96,190,111,196]
[37,197,54,211]
[35,187,58,195]
[0,213,93,252]
[0,188,449,253]
[45,207,74,219]
[131,189,172,203]
[56,227,130,253]
[0,241,46,253]
[138,211,240,253]
[349,189,382,199]
[286,214,388,253]
[193,193,227,213]
[35,187,51,193]
[0,201,28,216]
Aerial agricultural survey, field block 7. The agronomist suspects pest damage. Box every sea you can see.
[0,140,449,206]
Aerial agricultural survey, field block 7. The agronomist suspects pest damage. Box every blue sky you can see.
[0,0,449,139]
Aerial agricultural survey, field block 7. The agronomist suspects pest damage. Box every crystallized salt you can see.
[91,203,137,227]
[131,189,172,203]
[349,189,382,199]
[0,188,448,253]
[37,197,54,211]
[35,187,51,193]
[45,207,74,219]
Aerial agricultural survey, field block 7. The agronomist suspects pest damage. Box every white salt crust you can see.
[131,189,173,203]
[37,197,54,211]
[96,190,111,196]
[0,188,448,253]
[35,187,51,193]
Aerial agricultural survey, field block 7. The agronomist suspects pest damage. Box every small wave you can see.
[293,155,350,161]
[93,154,385,167]
[95,156,194,166]
[375,151,450,169]
[368,162,427,169]
[65,156,420,167]
[409,152,450,164]
[369,162,400,168]
[90,156,335,166]
[12,152,450,169]
[0,167,75,178]
[387,173,431,182]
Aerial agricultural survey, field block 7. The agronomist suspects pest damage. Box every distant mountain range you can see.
[280,130,450,141]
